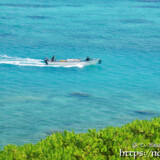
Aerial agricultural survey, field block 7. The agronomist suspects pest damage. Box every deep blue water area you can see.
[0,0,160,148]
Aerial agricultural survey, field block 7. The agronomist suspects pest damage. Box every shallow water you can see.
[0,0,160,148]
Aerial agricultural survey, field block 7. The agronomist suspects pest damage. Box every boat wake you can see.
[0,55,84,68]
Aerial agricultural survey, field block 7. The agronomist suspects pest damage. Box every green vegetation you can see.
[1,117,160,159]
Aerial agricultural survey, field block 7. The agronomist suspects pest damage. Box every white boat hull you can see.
[45,59,101,67]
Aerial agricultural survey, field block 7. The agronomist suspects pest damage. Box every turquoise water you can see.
[0,0,160,148]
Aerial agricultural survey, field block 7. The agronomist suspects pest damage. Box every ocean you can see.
[0,0,160,148]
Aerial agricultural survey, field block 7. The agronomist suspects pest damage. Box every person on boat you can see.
[51,56,55,62]
[86,56,90,61]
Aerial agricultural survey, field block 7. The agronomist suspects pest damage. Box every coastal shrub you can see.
[1,117,160,159]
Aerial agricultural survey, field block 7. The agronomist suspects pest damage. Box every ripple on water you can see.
[0,3,58,8]
[137,0,160,2]
[28,16,49,19]
[0,33,14,37]
[134,110,157,115]
[0,3,83,8]
[121,19,153,24]
[136,5,160,8]
[70,92,90,98]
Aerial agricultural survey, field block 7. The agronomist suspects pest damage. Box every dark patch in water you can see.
[73,120,81,123]
[135,110,156,115]
[46,130,63,136]
[70,92,90,98]
[28,16,48,19]
[136,5,160,8]
[0,17,12,20]
[0,103,5,107]
[24,99,33,103]
[47,94,57,98]
[0,33,13,37]
[121,19,152,24]
[0,3,58,8]
[137,0,160,2]
[71,34,106,40]
[66,4,83,7]
[0,3,83,8]
[63,121,72,126]
[40,100,53,105]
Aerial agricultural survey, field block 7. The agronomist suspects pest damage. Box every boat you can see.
[44,57,101,67]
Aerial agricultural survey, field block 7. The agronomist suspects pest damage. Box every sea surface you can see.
[0,0,160,148]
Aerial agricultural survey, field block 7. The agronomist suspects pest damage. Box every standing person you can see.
[86,56,90,61]
[51,56,55,62]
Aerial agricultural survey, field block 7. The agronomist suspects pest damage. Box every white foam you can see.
[0,54,84,68]
[0,55,12,58]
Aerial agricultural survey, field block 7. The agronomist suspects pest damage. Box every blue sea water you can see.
[0,0,160,148]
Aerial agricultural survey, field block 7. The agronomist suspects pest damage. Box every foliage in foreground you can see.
[1,117,160,160]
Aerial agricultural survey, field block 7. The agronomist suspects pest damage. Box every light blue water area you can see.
[0,0,160,148]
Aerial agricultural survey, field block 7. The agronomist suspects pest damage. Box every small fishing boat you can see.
[44,57,101,67]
